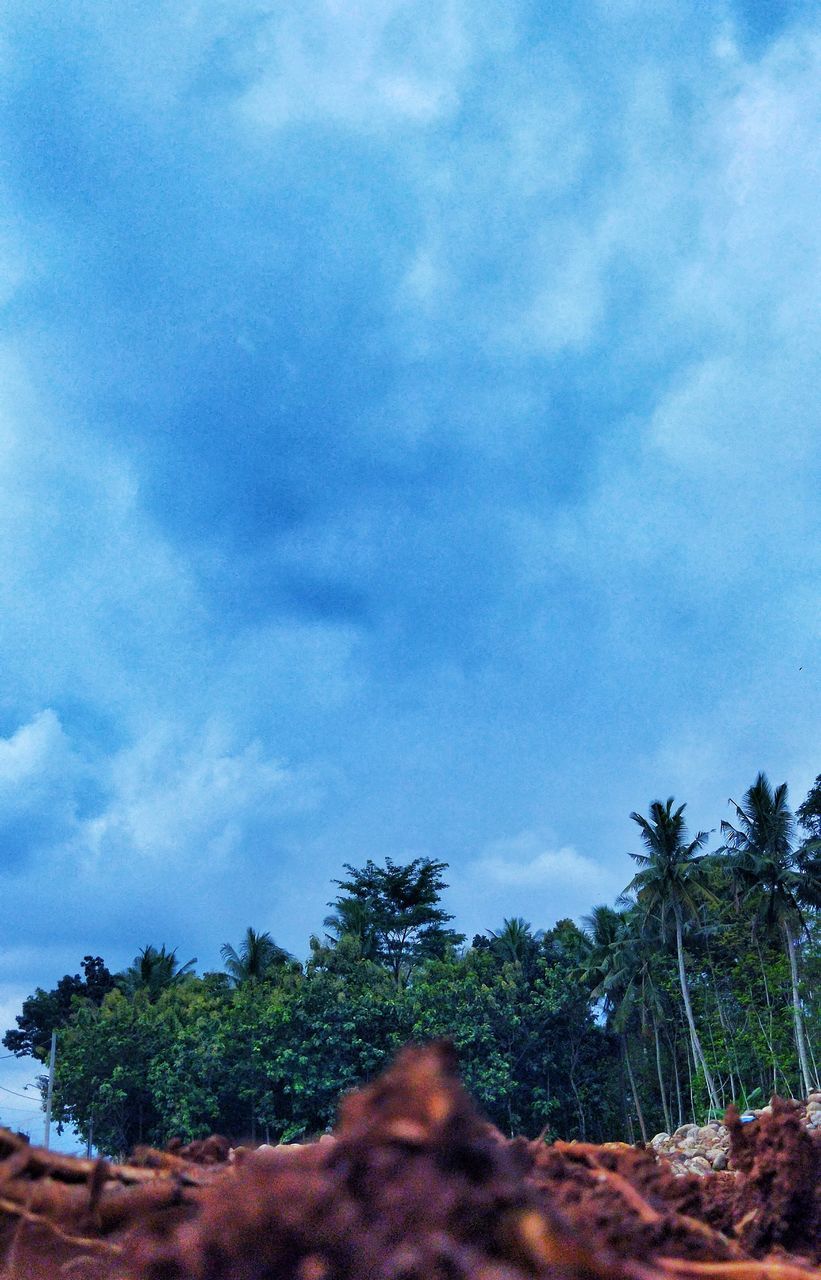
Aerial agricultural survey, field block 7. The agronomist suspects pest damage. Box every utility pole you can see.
[43,1030,56,1149]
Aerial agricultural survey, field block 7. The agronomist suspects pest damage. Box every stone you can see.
[710,1150,728,1171]
[651,1133,670,1148]
[687,1157,712,1176]
[681,1142,706,1157]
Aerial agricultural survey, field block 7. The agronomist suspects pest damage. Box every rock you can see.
[651,1133,670,1148]
[710,1150,728,1171]
[680,1142,706,1157]
[687,1156,712,1176]
[673,1124,698,1141]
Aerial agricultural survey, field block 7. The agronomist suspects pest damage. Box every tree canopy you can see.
[4,774,819,1153]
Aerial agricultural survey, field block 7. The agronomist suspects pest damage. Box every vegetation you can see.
[3,777,819,1156]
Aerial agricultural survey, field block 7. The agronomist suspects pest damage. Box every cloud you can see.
[475,832,620,896]
[0,711,325,971]
[457,831,624,935]
[235,0,472,134]
[83,721,318,871]
[0,711,86,866]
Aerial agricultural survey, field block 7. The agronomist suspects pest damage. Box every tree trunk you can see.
[652,1011,672,1133]
[622,1035,648,1143]
[685,1036,696,1125]
[783,920,815,1096]
[671,1036,683,1128]
[674,909,720,1113]
[752,932,779,1093]
[567,1037,587,1141]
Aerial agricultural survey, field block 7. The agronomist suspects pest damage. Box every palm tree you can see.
[580,905,649,1141]
[719,773,819,1097]
[118,945,197,1000]
[796,776,821,893]
[487,917,543,966]
[323,897,380,963]
[625,799,721,1114]
[220,928,292,985]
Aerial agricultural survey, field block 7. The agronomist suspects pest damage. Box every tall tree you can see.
[3,956,116,1059]
[796,775,821,891]
[220,928,293,985]
[326,858,464,987]
[322,898,381,963]
[719,773,819,1097]
[625,799,721,1114]
[486,918,542,968]
[580,905,649,1140]
[118,946,197,1001]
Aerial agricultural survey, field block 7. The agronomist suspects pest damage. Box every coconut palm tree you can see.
[796,775,821,892]
[118,945,197,1001]
[625,799,721,1114]
[580,904,649,1141]
[486,917,543,967]
[719,773,819,1097]
[323,896,381,963]
[220,928,292,986]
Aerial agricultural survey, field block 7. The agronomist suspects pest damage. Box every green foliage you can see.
[117,945,197,1001]
[326,858,465,986]
[5,819,819,1155]
[3,956,116,1059]
[220,928,295,986]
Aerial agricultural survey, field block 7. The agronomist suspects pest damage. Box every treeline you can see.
[5,772,819,1157]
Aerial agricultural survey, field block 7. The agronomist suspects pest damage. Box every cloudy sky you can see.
[0,0,819,1135]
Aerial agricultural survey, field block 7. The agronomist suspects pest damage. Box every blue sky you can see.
[0,0,819,1139]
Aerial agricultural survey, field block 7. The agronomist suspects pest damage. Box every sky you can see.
[0,0,819,1140]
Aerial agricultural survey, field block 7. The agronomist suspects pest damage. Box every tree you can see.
[117,946,197,1001]
[719,773,819,1097]
[325,858,464,986]
[3,956,116,1059]
[580,905,649,1140]
[625,799,721,1114]
[322,898,381,964]
[220,928,293,986]
[796,775,821,891]
[796,775,821,843]
[486,918,542,968]
[53,987,173,1155]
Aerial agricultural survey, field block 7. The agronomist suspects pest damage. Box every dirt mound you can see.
[0,1045,818,1279]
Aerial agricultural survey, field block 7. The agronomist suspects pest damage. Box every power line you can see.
[0,1083,36,1101]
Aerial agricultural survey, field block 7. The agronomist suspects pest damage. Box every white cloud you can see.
[236,0,471,134]
[0,710,86,862]
[475,831,620,898]
[83,721,318,871]
[0,347,207,730]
